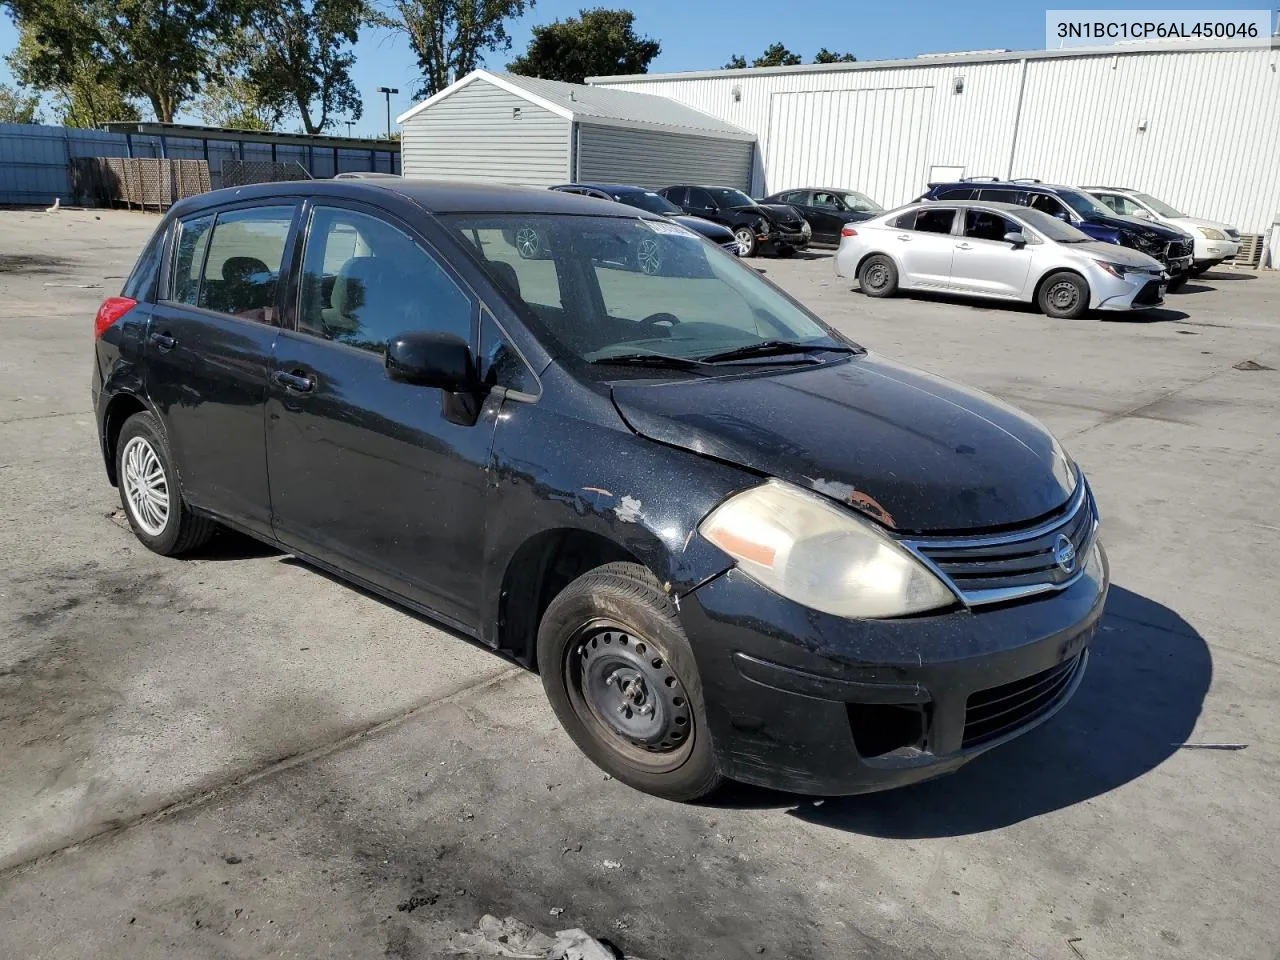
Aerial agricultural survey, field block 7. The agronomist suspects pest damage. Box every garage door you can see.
[576,125,753,192]
[764,87,934,206]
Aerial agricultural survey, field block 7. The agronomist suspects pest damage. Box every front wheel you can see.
[858,254,898,297]
[116,411,215,555]
[733,226,758,258]
[537,562,722,802]
[1037,271,1090,319]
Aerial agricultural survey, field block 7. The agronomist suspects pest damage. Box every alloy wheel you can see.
[515,226,541,258]
[734,228,755,256]
[637,238,662,275]
[121,435,169,536]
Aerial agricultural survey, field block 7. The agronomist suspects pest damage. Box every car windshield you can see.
[711,188,755,208]
[1015,208,1093,243]
[842,192,883,213]
[612,190,681,215]
[445,214,847,367]
[1057,189,1114,218]
[1132,192,1185,218]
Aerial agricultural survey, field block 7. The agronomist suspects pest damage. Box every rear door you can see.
[145,202,298,536]
[890,207,960,287]
[949,209,1034,298]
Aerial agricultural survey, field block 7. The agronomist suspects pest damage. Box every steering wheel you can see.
[639,312,681,331]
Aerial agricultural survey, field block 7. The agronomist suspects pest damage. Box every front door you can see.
[949,209,1034,297]
[893,207,959,287]
[807,191,847,243]
[265,202,496,627]
[144,203,297,536]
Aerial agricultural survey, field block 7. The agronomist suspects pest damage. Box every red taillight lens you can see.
[94,296,137,340]
[840,225,859,238]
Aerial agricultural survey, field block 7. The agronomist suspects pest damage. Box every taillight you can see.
[840,225,859,238]
[94,296,137,340]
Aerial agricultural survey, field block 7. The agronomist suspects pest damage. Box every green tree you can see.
[751,43,800,67]
[194,73,284,130]
[507,8,659,84]
[3,0,239,122]
[5,19,142,127]
[813,47,855,63]
[376,0,533,98]
[722,53,746,69]
[0,81,42,124]
[240,0,366,133]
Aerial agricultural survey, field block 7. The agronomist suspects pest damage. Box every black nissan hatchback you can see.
[93,179,1108,801]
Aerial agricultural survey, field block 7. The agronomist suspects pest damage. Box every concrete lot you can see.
[1,208,1278,959]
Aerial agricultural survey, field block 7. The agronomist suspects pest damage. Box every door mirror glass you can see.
[1003,231,1028,246]
[1131,207,1151,219]
[386,331,476,392]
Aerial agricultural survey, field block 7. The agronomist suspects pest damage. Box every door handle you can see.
[955,242,973,250]
[271,370,315,393]
[150,332,176,352]
[896,234,912,241]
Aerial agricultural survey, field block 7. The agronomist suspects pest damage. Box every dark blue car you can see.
[922,179,1194,288]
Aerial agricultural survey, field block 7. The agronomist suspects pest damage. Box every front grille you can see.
[1133,279,1164,306]
[963,654,1083,748]
[908,480,1097,606]
[1166,239,1193,260]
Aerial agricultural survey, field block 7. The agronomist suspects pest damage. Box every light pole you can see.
[344,119,354,137]
[376,87,398,140]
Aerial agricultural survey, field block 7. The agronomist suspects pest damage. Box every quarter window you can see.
[298,206,474,354]
[124,224,168,302]
[196,205,294,322]
[171,215,214,306]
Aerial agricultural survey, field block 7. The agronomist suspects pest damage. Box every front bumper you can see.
[1195,239,1240,263]
[761,228,810,253]
[1095,270,1167,310]
[679,543,1109,795]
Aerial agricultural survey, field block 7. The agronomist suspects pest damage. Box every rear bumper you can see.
[679,543,1109,795]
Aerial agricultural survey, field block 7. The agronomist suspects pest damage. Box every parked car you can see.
[923,179,1194,289]
[1081,186,1242,274]
[93,179,1106,802]
[760,187,884,244]
[550,183,739,260]
[836,200,1168,318]
[658,184,811,257]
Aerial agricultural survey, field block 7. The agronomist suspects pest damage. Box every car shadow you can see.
[182,527,282,560]
[710,584,1211,837]
[1098,306,1190,322]
[1196,269,1255,281]
[773,250,830,261]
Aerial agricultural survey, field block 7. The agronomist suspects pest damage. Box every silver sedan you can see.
[834,201,1168,318]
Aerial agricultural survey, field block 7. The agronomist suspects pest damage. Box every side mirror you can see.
[386,331,476,392]
[1004,231,1028,246]
[1131,208,1151,220]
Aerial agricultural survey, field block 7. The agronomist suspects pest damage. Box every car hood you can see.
[733,203,804,226]
[1168,215,1236,233]
[1091,211,1190,240]
[610,354,1076,533]
[1076,240,1165,270]
[668,213,734,241]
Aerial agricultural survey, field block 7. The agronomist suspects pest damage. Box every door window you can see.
[663,186,688,205]
[688,188,715,210]
[812,191,841,209]
[934,187,974,201]
[1100,193,1143,216]
[963,210,1021,243]
[196,206,294,322]
[171,214,214,306]
[909,208,958,234]
[298,206,474,354]
[977,188,1022,204]
[1027,193,1071,219]
[783,190,810,205]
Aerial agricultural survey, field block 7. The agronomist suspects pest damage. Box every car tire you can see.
[858,254,899,297]
[537,561,723,802]
[115,411,215,556]
[1037,271,1090,319]
[733,227,758,258]
[1167,274,1189,292]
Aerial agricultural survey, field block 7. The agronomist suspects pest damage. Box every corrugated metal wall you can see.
[401,80,570,186]
[592,47,1280,233]
[0,123,400,205]
[575,125,753,190]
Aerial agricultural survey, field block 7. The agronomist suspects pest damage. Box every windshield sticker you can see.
[641,219,693,236]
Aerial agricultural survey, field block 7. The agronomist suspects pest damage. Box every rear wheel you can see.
[116,411,215,555]
[1037,271,1090,319]
[733,227,757,258]
[537,562,722,801]
[858,254,898,297]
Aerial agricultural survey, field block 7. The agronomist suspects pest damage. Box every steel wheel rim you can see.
[734,228,754,256]
[1047,280,1079,311]
[864,261,889,289]
[121,436,169,536]
[637,238,661,275]
[515,227,541,258]
[565,620,694,773]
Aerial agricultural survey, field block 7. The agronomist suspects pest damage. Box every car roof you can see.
[935,180,1079,194]
[907,200,1031,214]
[558,182,657,195]
[169,177,655,219]
[770,187,859,193]
[1080,185,1136,192]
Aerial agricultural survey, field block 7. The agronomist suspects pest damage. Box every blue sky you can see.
[0,1,1265,137]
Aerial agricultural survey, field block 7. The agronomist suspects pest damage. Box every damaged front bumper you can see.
[677,545,1108,795]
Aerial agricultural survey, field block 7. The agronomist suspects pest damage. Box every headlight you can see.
[1094,259,1131,279]
[801,221,812,237]
[1198,227,1225,241]
[699,480,956,619]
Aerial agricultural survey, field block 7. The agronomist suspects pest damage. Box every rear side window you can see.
[663,186,687,205]
[298,206,474,354]
[910,208,957,234]
[123,224,168,302]
[197,206,295,322]
[171,215,214,305]
[978,188,1023,204]
[688,188,715,209]
[933,187,974,201]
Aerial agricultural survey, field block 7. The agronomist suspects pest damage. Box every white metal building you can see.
[589,41,1280,237]
[396,70,756,190]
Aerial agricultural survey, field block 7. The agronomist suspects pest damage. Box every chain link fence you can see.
[219,160,313,188]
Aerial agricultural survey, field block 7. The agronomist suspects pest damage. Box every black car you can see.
[761,187,884,245]
[922,179,1195,288]
[93,179,1107,801]
[551,183,739,260]
[659,184,811,257]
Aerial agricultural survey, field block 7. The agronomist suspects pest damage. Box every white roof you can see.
[396,69,755,141]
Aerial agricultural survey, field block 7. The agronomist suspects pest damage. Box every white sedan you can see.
[835,201,1168,319]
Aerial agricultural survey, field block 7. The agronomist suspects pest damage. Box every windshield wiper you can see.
[588,352,709,369]
[696,340,856,364]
